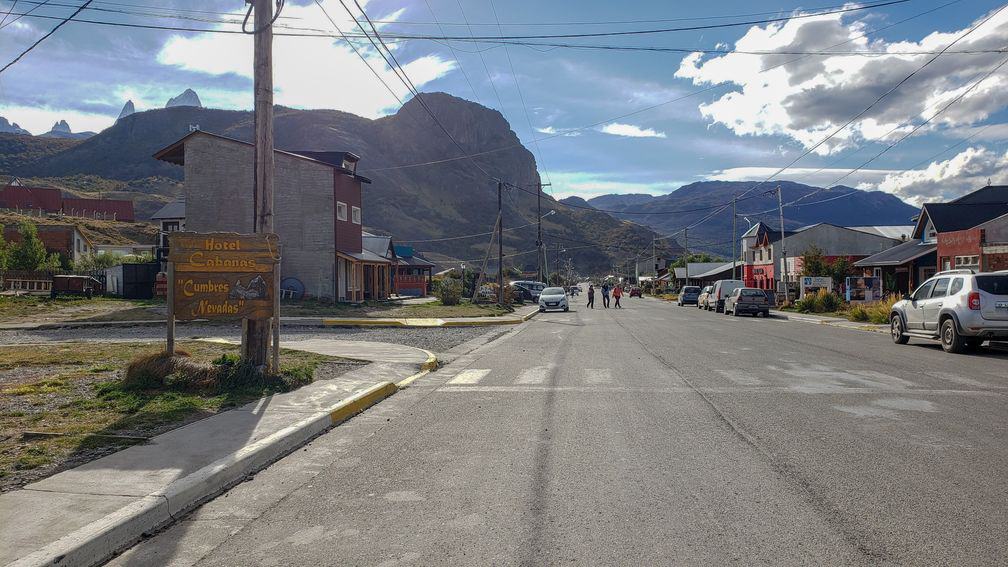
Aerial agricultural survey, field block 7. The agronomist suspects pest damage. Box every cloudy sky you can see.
[1,0,1006,206]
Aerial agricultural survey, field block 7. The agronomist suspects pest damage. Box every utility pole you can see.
[776,185,789,303]
[683,228,689,287]
[652,236,657,279]
[243,0,275,371]
[732,195,738,280]
[497,180,504,305]
[535,182,551,282]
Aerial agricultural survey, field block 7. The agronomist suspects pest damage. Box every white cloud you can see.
[156,1,455,118]
[0,104,114,135]
[599,122,667,138]
[874,146,1008,205]
[550,171,683,199]
[675,7,1008,154]
[536,125,580,137]
[704,166,895,189]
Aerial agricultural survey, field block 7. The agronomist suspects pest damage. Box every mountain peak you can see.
[40,120,95,140]
[0,116,30,135]
[165,89,202,108]
[118,100,136,120]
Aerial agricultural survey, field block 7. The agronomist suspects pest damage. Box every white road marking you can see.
[447,369,491,385]
[583,368,613,384]
[516,365,553,384]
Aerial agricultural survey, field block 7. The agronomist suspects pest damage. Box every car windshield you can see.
[975,275,1008,295]
[542,287,565,295]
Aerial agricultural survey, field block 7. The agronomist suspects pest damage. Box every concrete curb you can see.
[770,311,888,334]
[8,382,401,567]
[395,350,439,390]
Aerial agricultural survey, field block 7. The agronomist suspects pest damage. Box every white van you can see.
[708,279,745,313]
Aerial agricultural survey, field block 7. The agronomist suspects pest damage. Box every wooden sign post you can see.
[167,232,281,370]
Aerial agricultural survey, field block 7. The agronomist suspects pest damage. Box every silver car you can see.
[538,287,569,312]
[890,269,1008,353]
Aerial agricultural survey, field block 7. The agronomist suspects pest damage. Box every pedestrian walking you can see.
[613,284,623,308]
[587,284,595,309]
[601,283,610,308]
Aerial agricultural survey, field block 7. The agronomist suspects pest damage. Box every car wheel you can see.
[563,307,569,312]
[890,315,910,345]
[940,318,965,353]
[762,310,769,318]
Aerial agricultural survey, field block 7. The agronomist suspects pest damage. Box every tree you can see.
[801,246,829,277]
[0,223,9,271]
[10,222,48,271]
[669,253,719,268]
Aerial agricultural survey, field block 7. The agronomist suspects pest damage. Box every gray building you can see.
[153,130,378,301]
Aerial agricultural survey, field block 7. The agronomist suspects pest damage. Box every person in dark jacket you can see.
[601,283,611,308]
[587,284,595,309]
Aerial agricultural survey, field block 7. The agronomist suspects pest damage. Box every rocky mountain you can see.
[165,89,202,108]
[586,180,919,255]
[40,120,95,140]
[1,93,677,273]
[0,117,30,135]
[117,100,136,120]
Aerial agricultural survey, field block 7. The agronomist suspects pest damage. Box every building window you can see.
[351,206,361,225]
[337,201,348,221]
[954,255,979,270]
[873,267,882,279]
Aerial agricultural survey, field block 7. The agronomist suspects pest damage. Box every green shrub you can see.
[795,288,843,313]
[845,294,899,324]
[435,278,463,306]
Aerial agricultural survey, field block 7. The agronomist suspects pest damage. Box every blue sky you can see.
[1,0,1007,205]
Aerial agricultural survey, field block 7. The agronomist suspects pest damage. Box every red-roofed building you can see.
[0,185,63,212]
[1,181,135,221]
[61,197,135,222]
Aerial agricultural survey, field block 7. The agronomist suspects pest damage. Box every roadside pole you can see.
[497,180,504,305]
[536,182,542,283]
[732,195,738,280]
[683,228,689,287]
[166,262,175,354]
[776,185,789,303]
[244,0,275,370]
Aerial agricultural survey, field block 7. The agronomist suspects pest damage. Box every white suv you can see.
[890,269,1008,353]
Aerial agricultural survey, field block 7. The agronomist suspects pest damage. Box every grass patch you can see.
[0,295,162,323]
[0,340,340,491]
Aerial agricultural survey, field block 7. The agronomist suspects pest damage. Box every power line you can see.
[370,0,915,41]
[0,0,92,75]
[422,0,482,105]
[361,0,963,175]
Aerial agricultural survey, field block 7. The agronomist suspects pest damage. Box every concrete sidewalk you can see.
[770,310,889,334]
[0,305,540,331]
[0,343,435,567]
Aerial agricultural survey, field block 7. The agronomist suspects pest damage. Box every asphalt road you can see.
[112,295,1008,566]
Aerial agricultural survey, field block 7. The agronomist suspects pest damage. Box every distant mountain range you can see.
[0,93,677,273]
[579,181,919,254]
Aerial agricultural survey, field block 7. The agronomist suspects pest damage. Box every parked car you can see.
[890,269,1008,353]
[697,285,714,309]
[538,286,569,312]
[512,281,546,301]
[629,286,642,297]
[678,286,701,306]
[724,287,771,317]
[708,279,745,312]
[50,275,103,299]
[568,285,580,296]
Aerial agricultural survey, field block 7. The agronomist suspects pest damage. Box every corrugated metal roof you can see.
[151,200,185,220]
[853,240,937,267]
[847,225,914,239]
[673,262,730,279]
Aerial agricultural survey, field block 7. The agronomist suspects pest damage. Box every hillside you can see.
[2,94,677,273]
[0,212,158,246]
[587,181,918,254]
[0,133,82,173]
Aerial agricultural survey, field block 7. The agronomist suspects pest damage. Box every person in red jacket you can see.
[613,284,623,308]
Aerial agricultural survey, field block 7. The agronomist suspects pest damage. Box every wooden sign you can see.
[168,232,279,321]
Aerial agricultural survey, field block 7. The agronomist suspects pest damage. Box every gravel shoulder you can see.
[0,325,504,354]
